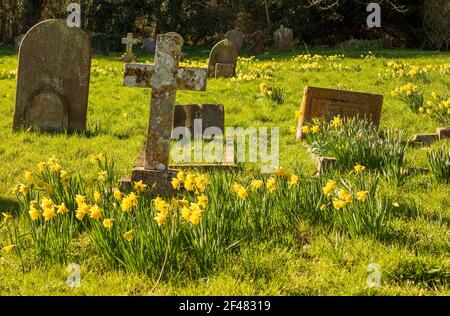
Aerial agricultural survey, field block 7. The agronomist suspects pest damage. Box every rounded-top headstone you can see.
[13,19,91,132]
[249,30,266,55]
[207,39,238,77]
[274,25,294,51]
[225,29,245,51]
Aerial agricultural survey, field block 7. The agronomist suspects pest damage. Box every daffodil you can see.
[75,195,85,205]
[323,180,337,196]
[57,203,69,215]
[356,191,368,202]
[98,171,108,182]
[331,116,343,128]
[24,171,33,182]
[288,174,299,187]
[37,162,47,171]
[114,189,122,201]
[266,177,276,193]
[29,207,40,221]
[2,245,16,253]
[134,180,147,192]
[181,206,191,222]
[177,170,186,181]
[301,126,310,134]
[90,205,102,220]
[197,195,208,208]
[40,197,54,210]
[154,213,167,226]
[60,170,70,185]
[332,198,347,210]
[171,178,181,190]
[103,218,113,229]
[18,184,28,196]
[311,125,320,134]
[94,191,102,202]
[43,207,56,221]
[251,179,263,189]
[2,212,12,223]
[353,164,365,175]
[123,230,134,241]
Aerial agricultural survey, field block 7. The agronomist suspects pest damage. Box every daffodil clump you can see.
[391,83,424,112]
[91,61,121,78]
[257,82,285,104]
[379,61,432,82]
[303,117,407,176]
[235,57,279,81]
[427,146,450,184]
[420,92,450,124]
[0,69,16,80]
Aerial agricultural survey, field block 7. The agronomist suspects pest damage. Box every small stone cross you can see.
[121,33,138,62]
[123,32,207,171]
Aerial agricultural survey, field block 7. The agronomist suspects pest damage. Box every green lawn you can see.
[0,45,449,295]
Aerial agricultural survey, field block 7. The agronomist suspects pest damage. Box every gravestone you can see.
[120,32,208,195]
[15,34,25,53]
[91,33,109,55]
[171,104,224,140]
[274,25,293,51]
[13,19,91,132]
[121,33,138,62]
[296,86,383,140]
[207,39,238,78]
[225,29,245,52]
[141,37,156,54]
[249,30,266,55]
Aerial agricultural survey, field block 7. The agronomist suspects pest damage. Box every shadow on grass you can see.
[0,196,20,215]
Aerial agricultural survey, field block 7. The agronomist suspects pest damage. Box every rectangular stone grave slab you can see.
[296,86,383,140]
[171,104,224,140]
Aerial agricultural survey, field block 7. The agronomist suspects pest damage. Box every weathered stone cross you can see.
[123,32,207,174]
[121,33,138,62]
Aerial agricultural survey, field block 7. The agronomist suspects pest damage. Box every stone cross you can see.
[123,32,207,171]
[121,33,138,62]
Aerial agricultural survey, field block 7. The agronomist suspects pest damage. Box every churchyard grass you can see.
[0,46,449,295]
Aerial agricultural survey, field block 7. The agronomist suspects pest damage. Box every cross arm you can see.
[123,64,208,91]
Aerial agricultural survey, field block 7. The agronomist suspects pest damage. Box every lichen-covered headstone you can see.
[274,25,293,51]
[13,19,91,132]
[225,29,245,52]
[207,39,238,78]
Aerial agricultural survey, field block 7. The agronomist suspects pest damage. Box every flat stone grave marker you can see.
[274,25,293,51]
[207,39,238,78]
[171,104,224,140]
[225,29,245,51]
[296,86,383,140]
[121,33,138,62]
[121,32,209,195]
[13,19,91,132]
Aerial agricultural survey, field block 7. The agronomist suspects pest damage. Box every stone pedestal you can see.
[119,167,178,196]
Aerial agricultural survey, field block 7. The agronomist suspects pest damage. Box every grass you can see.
[0,45,449,296]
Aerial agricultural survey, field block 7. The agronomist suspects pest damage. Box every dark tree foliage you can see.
[0,0,447,50]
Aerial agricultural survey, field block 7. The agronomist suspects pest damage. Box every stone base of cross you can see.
[119,32,208,196]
